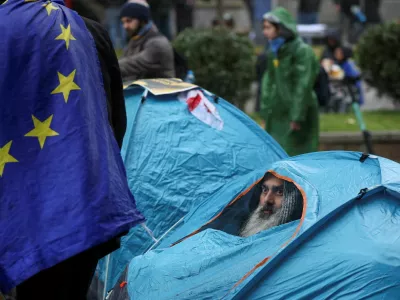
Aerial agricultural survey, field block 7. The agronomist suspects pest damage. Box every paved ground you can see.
[360,83,398,111]
[244,82,398,114]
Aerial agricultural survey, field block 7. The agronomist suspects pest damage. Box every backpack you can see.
[314,65,331,107]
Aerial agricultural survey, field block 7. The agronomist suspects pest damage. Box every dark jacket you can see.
[119,27,176,82]
[299,0,321,13]
[83,17,127,149]
[321,31,341,61]
[82,17,129,258]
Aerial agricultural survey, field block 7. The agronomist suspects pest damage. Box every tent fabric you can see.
[235,187,400,299]
[116,152,400,299]
[158,152,382,247]
[96,86,288,291]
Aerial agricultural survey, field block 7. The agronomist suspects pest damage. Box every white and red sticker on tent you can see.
[179,90,224,131]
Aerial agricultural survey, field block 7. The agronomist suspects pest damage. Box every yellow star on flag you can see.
[51,70,81,103]
[42,1,58,16]
[0,141,18,177]
[25,115,59,149]
[55,24,76,50]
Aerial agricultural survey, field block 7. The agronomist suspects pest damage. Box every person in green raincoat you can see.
[261,7,320,156]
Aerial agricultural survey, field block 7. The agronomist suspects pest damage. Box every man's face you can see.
[121,17,141,37]
[263,21,278,40]
[259,176,284,213]
[239,176,284,237]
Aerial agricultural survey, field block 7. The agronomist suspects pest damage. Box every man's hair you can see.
[260,173,303,224]
[281,180,303,223]
[260,172,276,183]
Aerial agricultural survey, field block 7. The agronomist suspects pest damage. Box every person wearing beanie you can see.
[321,30,342,61]
[118,1,175,82]
[260,7,320,156]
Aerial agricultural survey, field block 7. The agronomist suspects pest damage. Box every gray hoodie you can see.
[118,26,176,82]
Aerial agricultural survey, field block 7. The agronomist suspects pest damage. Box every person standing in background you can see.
[333,0,382,44]
[321,30,342,61]
[261,7,320,156]
[333,0,381,24]
[298,0,321,25]
[333,46,364,106]
[118,1,175,81]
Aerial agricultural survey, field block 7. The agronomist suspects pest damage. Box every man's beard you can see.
[239,204,282,238]
[126,25,142,38]
[126,29,139,38]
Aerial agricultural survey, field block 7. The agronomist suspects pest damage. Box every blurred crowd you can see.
[66,0,194,49]
[67,0,383,51]
[68,0,377,155]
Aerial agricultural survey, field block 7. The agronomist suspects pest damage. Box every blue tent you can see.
[94,80,287,293]
[110,151,400,299]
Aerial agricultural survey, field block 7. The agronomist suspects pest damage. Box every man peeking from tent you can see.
[0,0,144,298]
[205,173,303,238]
[240,173,303,237]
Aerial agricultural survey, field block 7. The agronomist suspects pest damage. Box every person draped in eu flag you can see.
[0,1,145,299]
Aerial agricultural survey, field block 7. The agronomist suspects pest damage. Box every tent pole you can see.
[103,254,111,299]
[141,223,158,243]
[146,215,186,253]
[346,78,374,154]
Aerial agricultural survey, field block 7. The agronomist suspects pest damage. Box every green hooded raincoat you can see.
[261,7,320,156]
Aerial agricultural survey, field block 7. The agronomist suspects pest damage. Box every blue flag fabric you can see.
[0,0,144,292]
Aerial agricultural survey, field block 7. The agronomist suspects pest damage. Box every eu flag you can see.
[0,0,144,292]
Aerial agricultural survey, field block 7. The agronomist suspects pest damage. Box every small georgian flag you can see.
[179,90,224,131]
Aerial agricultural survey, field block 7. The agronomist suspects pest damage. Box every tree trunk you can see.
[217,0,224,22]
[176,1,194,34]
[243,0,254,23]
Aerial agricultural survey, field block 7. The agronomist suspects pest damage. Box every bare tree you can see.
[217,0,224,22]
[242,0,254,23]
